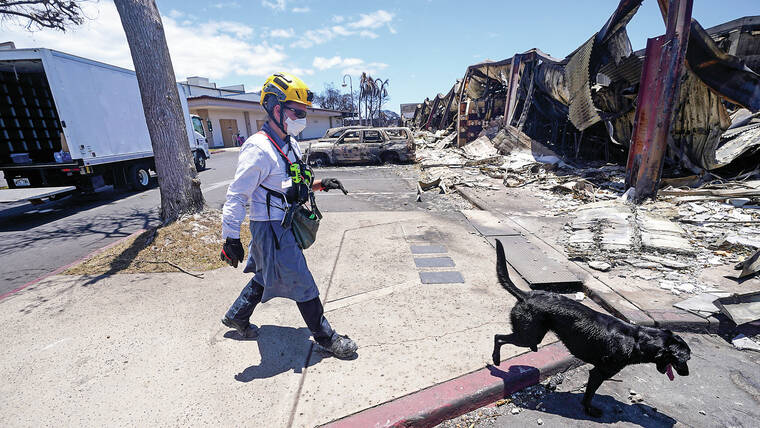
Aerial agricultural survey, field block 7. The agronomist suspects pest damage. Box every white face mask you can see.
[285,117,307,136]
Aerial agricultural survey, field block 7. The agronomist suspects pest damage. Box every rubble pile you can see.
[413,125,760,298]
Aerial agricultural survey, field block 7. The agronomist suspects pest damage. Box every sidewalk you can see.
[456,182,760,333]
[0,210,579,427]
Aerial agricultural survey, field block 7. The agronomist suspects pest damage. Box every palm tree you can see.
[375,78,389,125]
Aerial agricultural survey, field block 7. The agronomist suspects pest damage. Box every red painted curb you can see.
[0,228,147,301]
[321,341,580,428]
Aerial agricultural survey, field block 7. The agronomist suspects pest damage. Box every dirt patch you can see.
[64,209,250,275]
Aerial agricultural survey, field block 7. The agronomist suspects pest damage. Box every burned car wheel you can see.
[310,154,329,168]
[381,152,400,164]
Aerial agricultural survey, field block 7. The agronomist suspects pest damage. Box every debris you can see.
[574,292,585,301]
[715,291,760,325]
[510,407,521,415]
[462,136,498,159]
[731,334,760,352]
[737,249,760,279]
[699,410,707,415]
[673,292,732,318]
[640,255,690,269]
[419,177,442,192]
[537,418,543,425]
[588,261,611,272]
[494,398,511,407]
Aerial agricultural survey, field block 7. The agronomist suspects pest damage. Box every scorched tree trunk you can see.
[114,0,204,223]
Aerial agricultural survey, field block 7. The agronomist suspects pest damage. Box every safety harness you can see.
[258,130,322,249]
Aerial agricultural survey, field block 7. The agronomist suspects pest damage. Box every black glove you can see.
[321,178,348,195]
[220,237,245,268]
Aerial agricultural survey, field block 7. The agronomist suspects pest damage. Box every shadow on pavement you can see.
[230,325,326,382]
[527,390,676,428]
[487,364,540,397]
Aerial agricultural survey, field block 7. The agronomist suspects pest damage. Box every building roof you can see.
[186,95,345,116]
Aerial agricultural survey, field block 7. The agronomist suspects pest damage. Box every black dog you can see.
[491,239,691,417]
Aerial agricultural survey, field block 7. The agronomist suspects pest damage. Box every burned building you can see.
[414,1,760,176]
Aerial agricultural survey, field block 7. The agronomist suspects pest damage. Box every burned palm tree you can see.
[375,78,389,125]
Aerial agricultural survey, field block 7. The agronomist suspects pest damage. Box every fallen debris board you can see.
[462,210,520,236]
[486,235,583,292]
[738,248,760,279]
[411,245,448,254]
[673,292,732,318]
[716,291,760,325]
[419,271,464,284]
[414,257,455,268]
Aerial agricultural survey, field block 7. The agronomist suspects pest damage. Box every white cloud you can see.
[292,7,310,13]
[262,0,286,11]
[348,10,394,29]
[212,1,241,8]
[2,1,288,81]
[168,10,184,19]
[270,28,295,38]
[312,56,387,76]
[289,10,396,49]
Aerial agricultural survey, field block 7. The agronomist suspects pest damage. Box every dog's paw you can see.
[584,405,603,418]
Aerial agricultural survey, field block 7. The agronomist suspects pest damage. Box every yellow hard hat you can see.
[261,72,314,107]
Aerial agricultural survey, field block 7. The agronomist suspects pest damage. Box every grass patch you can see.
[64,208,251,275]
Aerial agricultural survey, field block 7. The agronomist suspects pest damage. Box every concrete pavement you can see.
[0,210,577,427]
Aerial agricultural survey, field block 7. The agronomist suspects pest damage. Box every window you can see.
[363,130,382,142]
[385,129,408,139]
[191,116,205,137]
[342,131,360,143]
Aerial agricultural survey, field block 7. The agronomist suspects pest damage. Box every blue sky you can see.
[3,0,759,113]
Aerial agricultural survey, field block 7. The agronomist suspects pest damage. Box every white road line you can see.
[202,179,233,193]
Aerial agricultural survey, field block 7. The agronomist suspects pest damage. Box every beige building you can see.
[179,77,345,148]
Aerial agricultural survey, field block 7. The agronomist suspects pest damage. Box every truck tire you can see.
[128,163,152,191]
[194,151,207,171]
[380,152,400,164]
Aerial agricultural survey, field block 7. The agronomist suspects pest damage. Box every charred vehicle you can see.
[304,127,415,166]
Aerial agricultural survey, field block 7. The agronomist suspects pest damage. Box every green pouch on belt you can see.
[291,205,321,249]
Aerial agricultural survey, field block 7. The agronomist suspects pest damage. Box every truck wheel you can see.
[194,151,207,171]
[128,163,152,191]
[381,152,400,164]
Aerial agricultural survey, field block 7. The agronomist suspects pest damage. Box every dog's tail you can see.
[496,239,525,302]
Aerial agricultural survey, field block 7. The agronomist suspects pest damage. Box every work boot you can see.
[221,317,259,339]
[323,333,357,359]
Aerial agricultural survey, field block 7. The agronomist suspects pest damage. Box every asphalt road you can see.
[0,151,463,296]
[441,332,760,428]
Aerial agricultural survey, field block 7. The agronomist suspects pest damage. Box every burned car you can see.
[304,127,415,167]
[320,125,370,142]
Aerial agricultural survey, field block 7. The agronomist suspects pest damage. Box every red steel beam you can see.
[624,0,693,202]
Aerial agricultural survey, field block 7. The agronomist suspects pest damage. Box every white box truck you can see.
[0,47,210,196]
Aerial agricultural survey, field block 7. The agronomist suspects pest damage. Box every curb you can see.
[321,341,581,428]
[0,228,147,301]
[455,186,711,334]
